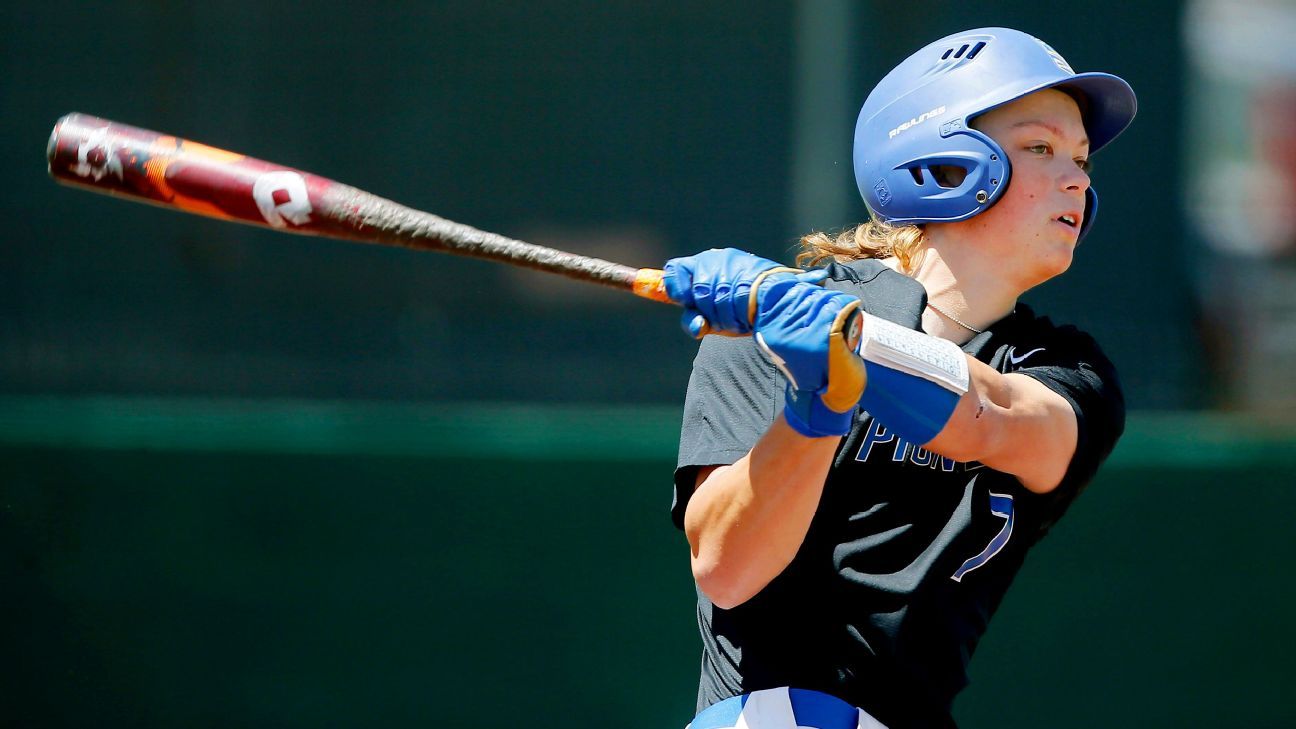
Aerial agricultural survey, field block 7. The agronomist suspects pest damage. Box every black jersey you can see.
[672,260,1125,729]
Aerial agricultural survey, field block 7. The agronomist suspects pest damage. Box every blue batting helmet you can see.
[853,27,1137,241]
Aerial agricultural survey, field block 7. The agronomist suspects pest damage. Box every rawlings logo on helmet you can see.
[888,105,946,139]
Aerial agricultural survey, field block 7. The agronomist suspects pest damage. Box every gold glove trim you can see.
[822,301,867,414]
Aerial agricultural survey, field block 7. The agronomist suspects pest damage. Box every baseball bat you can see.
[45,112,672,304]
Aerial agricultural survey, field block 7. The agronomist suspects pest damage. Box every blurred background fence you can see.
[4,402,1295,727]
[3,1,1294,727]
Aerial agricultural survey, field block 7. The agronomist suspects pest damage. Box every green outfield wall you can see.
[2,399,1293,728]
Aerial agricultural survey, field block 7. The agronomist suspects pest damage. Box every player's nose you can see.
[1059,160,1091,193]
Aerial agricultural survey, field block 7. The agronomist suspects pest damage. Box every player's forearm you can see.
[683,416,839,609]
[922,356,1012,463]
[924,355,1076,491]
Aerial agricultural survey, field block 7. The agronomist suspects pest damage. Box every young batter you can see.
[662,28,1137,729]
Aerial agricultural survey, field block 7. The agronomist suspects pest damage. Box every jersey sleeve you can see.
[672,334,783,530]
[1014,329,1126,535]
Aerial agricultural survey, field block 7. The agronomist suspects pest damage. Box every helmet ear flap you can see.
[966,133,1010,214]
[1077,186,1098,242]
[867,131,1010,223]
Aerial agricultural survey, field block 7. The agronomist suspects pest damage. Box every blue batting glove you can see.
[752,280,867,438]
[662,248,826,337]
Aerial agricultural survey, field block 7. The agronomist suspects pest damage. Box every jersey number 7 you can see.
[951,492,1014,582]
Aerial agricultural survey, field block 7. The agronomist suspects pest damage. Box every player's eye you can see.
[1026,143,1051,156]
[1075,158,1092,173]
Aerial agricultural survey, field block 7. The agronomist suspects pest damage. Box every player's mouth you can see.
[1054,211,1081,233]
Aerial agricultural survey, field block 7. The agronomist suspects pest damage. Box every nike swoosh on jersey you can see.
[1007,347,1046,366]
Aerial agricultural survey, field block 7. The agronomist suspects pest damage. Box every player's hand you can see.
[752,279,867,438]
[661,247,827,337]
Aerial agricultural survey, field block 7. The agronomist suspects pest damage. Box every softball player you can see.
[662,28,1137,729]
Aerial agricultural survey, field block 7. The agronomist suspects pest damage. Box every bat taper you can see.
[46,112,673,304]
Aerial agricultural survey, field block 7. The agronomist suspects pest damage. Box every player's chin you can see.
[1030,239,1076,283]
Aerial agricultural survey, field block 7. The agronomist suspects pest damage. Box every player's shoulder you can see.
[820,258,926,329]
[1004,302,1113,366]
[820,257,913,290]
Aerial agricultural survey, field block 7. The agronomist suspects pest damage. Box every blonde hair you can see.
[796,218,927,275]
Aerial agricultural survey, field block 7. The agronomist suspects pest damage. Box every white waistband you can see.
[686,687,888,729]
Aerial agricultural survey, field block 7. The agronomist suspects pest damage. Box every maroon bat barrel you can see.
[46,112,672,302]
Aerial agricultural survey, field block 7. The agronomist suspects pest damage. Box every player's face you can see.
[944,89,1091,290]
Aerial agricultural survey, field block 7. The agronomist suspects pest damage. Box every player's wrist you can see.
[754,286,867,438]
[781,386,857,438]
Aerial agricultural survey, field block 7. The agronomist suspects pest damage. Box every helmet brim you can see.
[1050,72,1137,154]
